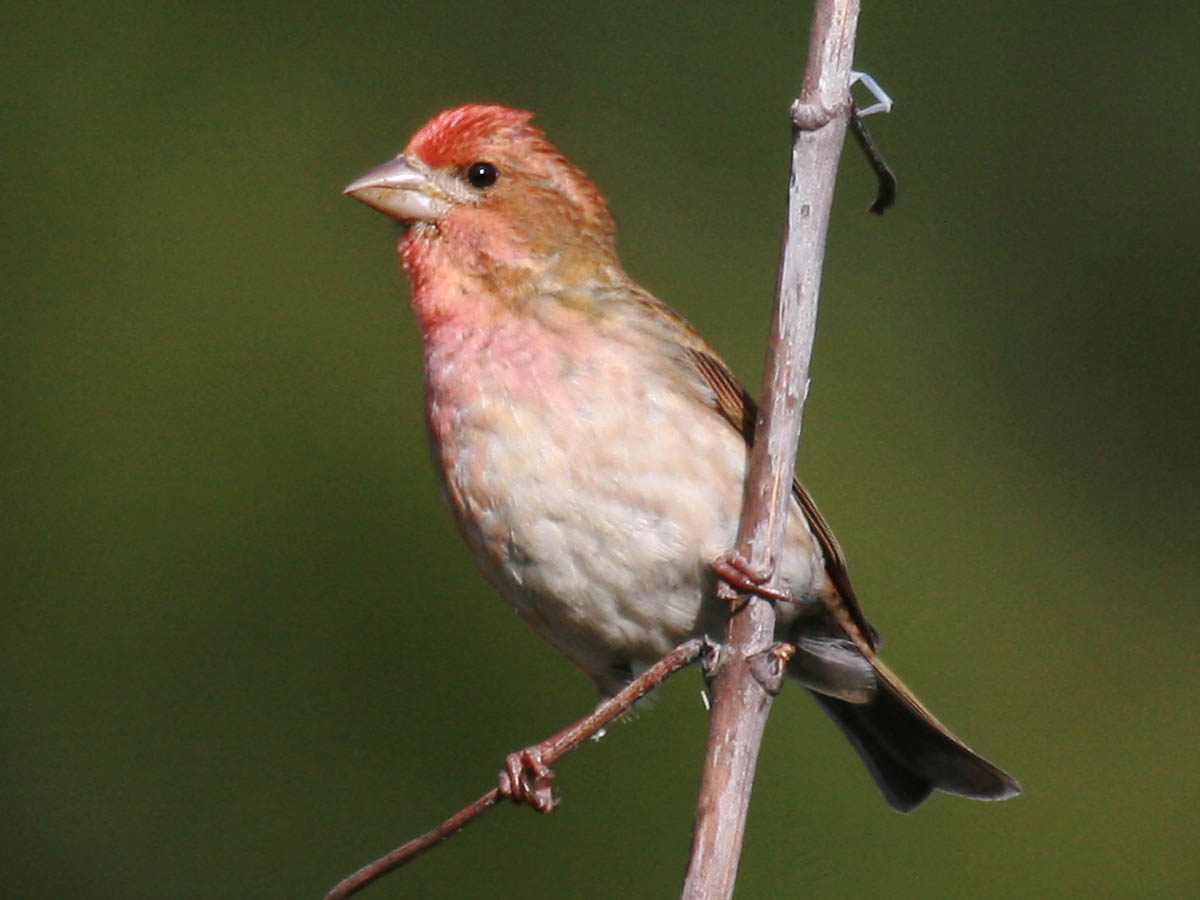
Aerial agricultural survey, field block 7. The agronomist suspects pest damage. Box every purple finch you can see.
[345,104,1019,812]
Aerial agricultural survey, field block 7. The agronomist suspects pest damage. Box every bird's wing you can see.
[682,343,879,654]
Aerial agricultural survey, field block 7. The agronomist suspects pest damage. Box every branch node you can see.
[499,746,558,813]
[790,98,845,132]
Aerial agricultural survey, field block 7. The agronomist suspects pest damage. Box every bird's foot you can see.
[749,642,796,695]
[712,554,791,603]
[498,745,558,813]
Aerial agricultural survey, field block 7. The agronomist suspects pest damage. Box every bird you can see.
[344,104,1020,812]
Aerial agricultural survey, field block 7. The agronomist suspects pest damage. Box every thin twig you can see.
[321,638,707,900]
[680,2,862,898]
[849,105,896,214]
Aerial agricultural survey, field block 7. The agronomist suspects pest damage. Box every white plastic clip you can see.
[850,71,894,117]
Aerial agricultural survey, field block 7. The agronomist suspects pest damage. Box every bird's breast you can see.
[419,303,823,686]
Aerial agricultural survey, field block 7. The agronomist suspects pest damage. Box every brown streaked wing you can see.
[684,345,879,653]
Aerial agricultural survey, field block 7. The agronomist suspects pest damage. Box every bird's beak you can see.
[343,155,449,223]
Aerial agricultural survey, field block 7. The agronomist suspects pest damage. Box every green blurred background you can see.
[3,1,1197,897]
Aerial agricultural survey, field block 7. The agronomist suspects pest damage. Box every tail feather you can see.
[808,659,1021,812]
[809,691,934,812]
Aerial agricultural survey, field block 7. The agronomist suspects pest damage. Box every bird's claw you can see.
[713,555,791,603]
[749,642,796,694]
[498,746,558,813]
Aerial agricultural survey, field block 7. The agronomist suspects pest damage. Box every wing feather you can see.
[683,345,879,653]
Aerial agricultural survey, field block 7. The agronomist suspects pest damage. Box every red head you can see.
[346,105,620,304]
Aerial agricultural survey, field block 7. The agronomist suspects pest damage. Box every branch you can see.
[321,639,707,900]
[680,2,861,898]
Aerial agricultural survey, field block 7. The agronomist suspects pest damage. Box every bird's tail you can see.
[805,655,1021,812]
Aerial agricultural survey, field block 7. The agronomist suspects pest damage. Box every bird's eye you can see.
[466,161,499,189]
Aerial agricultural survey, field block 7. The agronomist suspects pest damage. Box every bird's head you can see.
[346,105,622,302]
